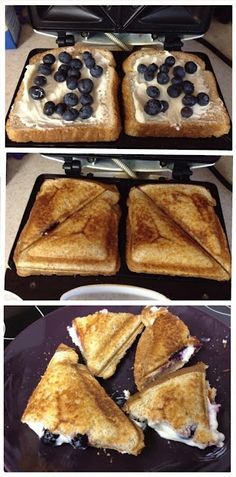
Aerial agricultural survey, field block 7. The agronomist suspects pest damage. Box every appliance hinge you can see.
[63,156,81,176]
[56,31,75,47]
[163,35,183,51]
[172,162,192,181]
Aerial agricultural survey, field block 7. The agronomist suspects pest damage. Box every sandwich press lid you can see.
[28,5,213,45]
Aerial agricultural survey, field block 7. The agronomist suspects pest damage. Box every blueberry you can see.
[78,105,93,119]
[182,80,194,95]
[43,54,56,65]
[58,64,70,74]
[115,396,126,407]
[70,58,83,70]
[185,61,197,74]
[147,63,158,73]
[80,93,93,106]
[54,71,66,82]
[144,70,155,82]
[58,51,72,64]
[90,65,103,78]
[84,56,95,69]
[64,93,79,107]
[63,108,79,121]
[55,103,67,115]
[67,68,81,79]
[71,433,88,450]
[83,51,92,61]
[34,75,47,87]
[146,86,160,98]
[66,76,78,90]
[137,63,147,74]
[41,429,59,445]
[171,77,183,86]
[78,78,94,94]
[144,99,162,116]
[157,72,169,85]
[197,92,210,106]
[182,94,197,107]
[165,55,176,67]
[173,66,185,78]
[38,64,51,76]
[43,101,56,116]
[181,106,193,118]
[160,100,169,112]
[159,64,169,74]
[29,85,45,100]
[167,84,182,98]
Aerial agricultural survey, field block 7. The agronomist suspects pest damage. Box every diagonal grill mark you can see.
[138,187,230,276]
[18,187,111,256]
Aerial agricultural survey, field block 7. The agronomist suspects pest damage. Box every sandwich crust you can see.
[134,307,200,390]
[6,45,121,143]
[14,179,121,276]
[122,48,230,138]
[71,310,144,378]
[22,344,144,455]
[124,362,223,449]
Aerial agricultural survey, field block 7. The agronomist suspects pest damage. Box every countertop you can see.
[5,153,232,269]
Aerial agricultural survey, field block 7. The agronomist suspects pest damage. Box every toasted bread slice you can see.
[6,45,121,143]
[68,309,144,379]
[139,183,230,275]
[21,344,144,455]
[14,179,120,276]
[124,362,225,449]
[126,187,229,280]
[134,307,201,390]
[122,49,230,138]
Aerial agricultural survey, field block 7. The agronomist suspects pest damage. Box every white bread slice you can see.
[122,48,230,138]
[6,45,121,143]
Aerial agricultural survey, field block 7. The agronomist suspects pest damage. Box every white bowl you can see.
[60,284,170,301]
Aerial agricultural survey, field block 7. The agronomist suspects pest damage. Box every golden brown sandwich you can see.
[68,309,144,379]
[124,362,225,449]
[21,344,144,455]
[134,307,201,390]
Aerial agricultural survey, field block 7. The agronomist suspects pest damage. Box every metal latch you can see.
[63,156,81,176]
[172,161,192,181]
[163,35,183,51]
[56,31,75,47]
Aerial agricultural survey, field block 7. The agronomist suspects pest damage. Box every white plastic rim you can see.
[60,284,170,301]
[4,290,23,302]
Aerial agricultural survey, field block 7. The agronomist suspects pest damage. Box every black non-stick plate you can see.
[5,174,231,300]
[4,305,230,472]
[5,48,232,150]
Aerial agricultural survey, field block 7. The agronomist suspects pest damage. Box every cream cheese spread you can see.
[27,421,73,446]
[13,49,110,128]
[67,325,83,352]
[132,51,212,129]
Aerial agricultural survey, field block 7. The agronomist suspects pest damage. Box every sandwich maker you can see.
[5,5,232,150]
[5,154,231,300]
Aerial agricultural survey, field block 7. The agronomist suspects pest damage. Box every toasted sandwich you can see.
[14,178,120,276]
[134,307,201,390]
[68,309,144,379]
[123,362,225,449]
[126,186,230,280]
[21,344,144,455]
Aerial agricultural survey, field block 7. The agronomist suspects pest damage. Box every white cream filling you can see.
[27,421,72,446]
[13,49,110,128]
[132,50,213,128]
[180,344,195,363]
[67,324,83,352]
[146,398,224,449]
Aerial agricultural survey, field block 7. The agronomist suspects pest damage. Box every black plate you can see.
[4,305,230,472]
[6,174,231,300]
[5,48,232,150]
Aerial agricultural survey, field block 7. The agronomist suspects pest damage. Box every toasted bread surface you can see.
[122,49,230,138]
[124,363,222,448]
[126,187,229,280]
[14,179,120,276]
[134,307,200,390]
[72,310,144,378]
[6,45,121,143]
[22,344,144,455]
